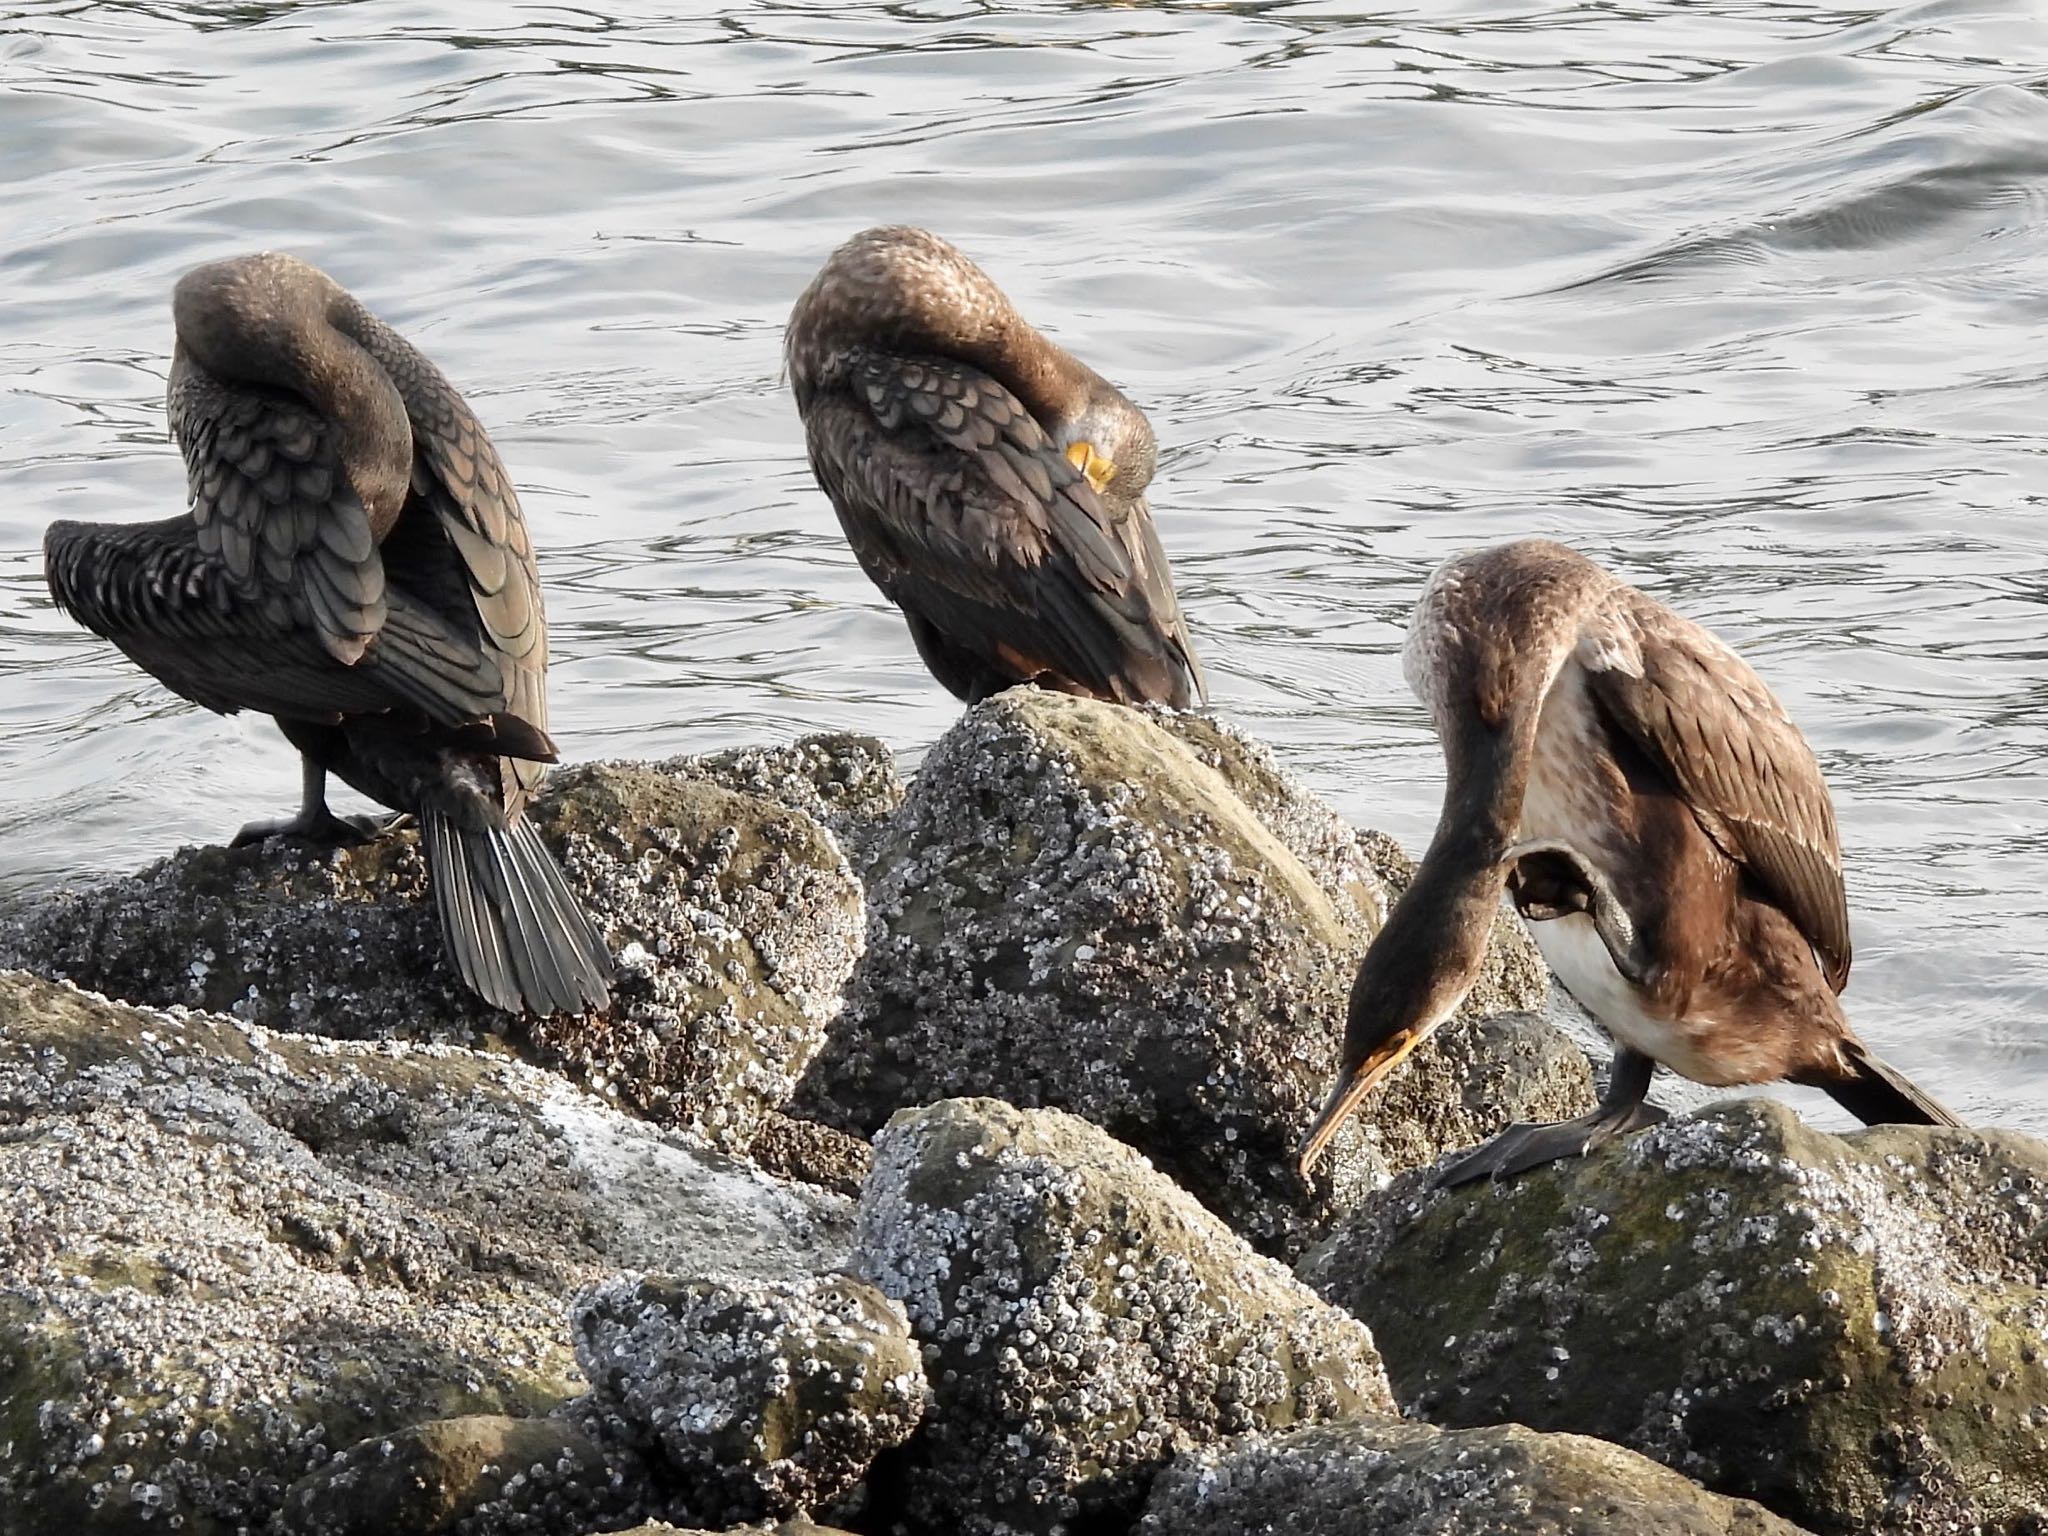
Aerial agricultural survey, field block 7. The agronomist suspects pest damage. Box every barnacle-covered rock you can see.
[276,1415,645,1536]
[855,1097,1395,1535]
[1299,1099,2048,1536]
[0,743,873,1150]
[1138,1421,1813,1535]
[795,691,1565,1256]
[745,1111,874,1199]
[657,734,904,876]
[0,971,850,1536]
[520,763,863,1147]
[569,1272,925,1526]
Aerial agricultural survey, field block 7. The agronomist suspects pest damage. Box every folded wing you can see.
[807,354,1202,707]
[1588,598,1851,990]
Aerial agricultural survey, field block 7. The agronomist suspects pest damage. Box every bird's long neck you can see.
[281,299,414,540]
[1442,703,1533,854]
[175,270,414,540]
[954,313,1104,433]
[1340,700,1539,1057]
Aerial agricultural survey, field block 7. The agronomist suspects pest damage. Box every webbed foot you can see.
[1436,1101,1667,1187]
[1436,1046,1667,1188]
[230,808,408,849]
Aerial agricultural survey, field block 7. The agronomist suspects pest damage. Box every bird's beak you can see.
[1295,824,1520,1180]
[1297,1024,1429,1178]
[1065,440,1117,495]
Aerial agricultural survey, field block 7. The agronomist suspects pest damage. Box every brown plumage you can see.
[45,252,611,1018]
[1298,538,1959,1183]
[786,225,1206,708]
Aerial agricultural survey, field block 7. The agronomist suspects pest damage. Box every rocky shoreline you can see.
[0,693,2038,1535]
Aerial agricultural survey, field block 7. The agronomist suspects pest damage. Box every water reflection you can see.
[1,0,2045,1123]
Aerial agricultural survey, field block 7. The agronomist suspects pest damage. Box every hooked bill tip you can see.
[1296,1026,1427,1180]
[1296,1072,1365,1180]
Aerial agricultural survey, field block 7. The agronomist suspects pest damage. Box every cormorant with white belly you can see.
[1298,538,1959,1184]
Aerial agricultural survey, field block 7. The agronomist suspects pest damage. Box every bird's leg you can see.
[1503,836,1652,987]
[1435,1048,1667,1188]
[230,756,406,848]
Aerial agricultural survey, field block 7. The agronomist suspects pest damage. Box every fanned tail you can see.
[419,807,612,1017]
[1820,1039,1964,1128]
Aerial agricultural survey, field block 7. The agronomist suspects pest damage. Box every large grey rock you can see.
[796,691,1565,1256]
[276,1415,644,1536]
[0,971,850,1536]
[1299,1098,2048,1536]
[855,1097,1395,1536]
[0,747,871,1150]
[1139,1421,1813,1535]
[570,1272,925,1526]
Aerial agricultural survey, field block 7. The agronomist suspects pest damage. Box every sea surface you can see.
[2,0,2044,1130]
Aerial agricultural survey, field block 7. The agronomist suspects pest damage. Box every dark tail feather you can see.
[1819,1039,1965,1128]
[419,807,613,1017]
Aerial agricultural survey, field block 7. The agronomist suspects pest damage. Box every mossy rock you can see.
[855,1097,1395,1536]
[1140,1420,1814,1534]
[0,971,850,1536]
[797,691,1563,1258]
[0,745,870,1149]
[276,1415,645,1536]
[1300,1099,2048,1536]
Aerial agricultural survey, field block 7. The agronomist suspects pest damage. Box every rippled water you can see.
[3,0,2045,1129]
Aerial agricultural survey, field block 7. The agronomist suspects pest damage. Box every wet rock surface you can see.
[1300,1098,2048,1536]
[856,1096,1395,1536]
[570,1272,925,1527]
[795,691,1556,1256]
[0,970,850,1536]
[277,1414,644,1536]
[1139,1421,1814,1535]
[0,750,869,1150]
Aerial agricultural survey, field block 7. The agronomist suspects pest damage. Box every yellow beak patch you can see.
[1064,441,1117,495]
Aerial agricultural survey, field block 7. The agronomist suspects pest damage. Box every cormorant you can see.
[1298,539,1959,1183]
[45,252,612,1018]
[786,225,1205,708]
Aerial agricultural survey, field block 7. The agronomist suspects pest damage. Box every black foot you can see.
[1435,1099,1668,1188]
[230,809,409,849]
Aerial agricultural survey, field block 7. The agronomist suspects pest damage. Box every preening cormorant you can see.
[45,252,612,1018]
[787,225,1206,708]
[1298,539,1959,1183]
